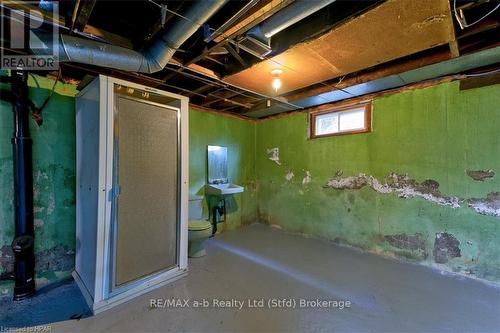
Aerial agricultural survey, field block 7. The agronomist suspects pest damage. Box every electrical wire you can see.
[465,67,500,77]
[28,69,62,125]
[147,0,200,27]
[453,0,500,29]
[36,68,62,112]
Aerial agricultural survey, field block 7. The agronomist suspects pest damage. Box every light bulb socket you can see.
[271,69,283,76]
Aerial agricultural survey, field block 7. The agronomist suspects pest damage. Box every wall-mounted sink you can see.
[206,183,244,196]
[206,145,244,196]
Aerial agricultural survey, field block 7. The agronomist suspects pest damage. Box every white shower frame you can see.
[73,75,189,314]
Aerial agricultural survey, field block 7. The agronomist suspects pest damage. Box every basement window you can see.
[310,103,372,139]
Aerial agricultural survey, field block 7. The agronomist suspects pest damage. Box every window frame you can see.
[309,102,372,139]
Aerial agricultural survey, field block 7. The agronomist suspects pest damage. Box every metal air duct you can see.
[247,0,336,43]
[34,0,228,73]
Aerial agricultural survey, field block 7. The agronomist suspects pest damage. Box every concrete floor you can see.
[7,224,500,332]
[0,278,91,328]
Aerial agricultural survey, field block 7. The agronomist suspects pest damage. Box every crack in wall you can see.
[325,173,500,217]
[325,173,461,208]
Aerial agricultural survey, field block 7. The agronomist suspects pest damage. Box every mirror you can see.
[207,145,228,184]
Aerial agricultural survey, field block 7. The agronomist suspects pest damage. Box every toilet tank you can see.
[189,196,203,220]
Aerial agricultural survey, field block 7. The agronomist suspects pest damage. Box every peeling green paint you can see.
[1,76,499,297]
[255,81,500,283]
[0,74,77,294]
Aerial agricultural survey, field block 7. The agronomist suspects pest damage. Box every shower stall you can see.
[74,75,188,313]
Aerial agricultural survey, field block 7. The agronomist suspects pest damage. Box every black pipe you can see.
[211,206,219,236]
[11,70,35,300]
[211,199,226,236]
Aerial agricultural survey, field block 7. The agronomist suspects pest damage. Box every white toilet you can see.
[188,196,213,257]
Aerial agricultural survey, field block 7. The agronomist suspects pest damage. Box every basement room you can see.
[0,0,499,332]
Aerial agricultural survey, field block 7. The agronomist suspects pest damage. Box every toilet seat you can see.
[188,220,212,231]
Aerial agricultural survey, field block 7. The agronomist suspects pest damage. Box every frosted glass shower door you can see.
[111,91,179,289]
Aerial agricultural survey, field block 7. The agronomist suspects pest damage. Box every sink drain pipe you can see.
[11,70,36,300]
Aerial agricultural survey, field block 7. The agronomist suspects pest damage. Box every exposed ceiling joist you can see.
[224,43,247,68]
[144,1,184,42]
[71,0,97,32]
[4,0,497,117]
[224,0,456,97]
[202,90,247,107]
[162,0,295,82]
[206,0,261,43]
[184,85,216,97]
[207,95,253,109]
[212,0,294,43]
[82,25,133,48]
[280,48,453,104]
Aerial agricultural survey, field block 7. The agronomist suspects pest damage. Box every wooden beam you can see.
[208,96,253,109]
[213,0,294,43]
[190,105,255,121]
[258,74,465,121]
[184,85,215,97]
[82,25,133,48]
[202,90,245,107]
[460,71,500,90]
[72,0,97,32]
[204,56,225,66]
[445,0,460,58]
[70,0,81,30]
[449,40,460,58]
[162,0,292,81]
[283,48,452,103]
[161,0,294,82]
[224,43,247,68]
[457,18,500,39]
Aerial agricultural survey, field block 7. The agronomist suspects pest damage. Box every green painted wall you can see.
[1,75,498,296]
[255,81,500,283]
[189,109,257,230]
[0,75,78,295]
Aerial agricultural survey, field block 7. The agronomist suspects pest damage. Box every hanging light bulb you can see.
[272,77,282,92]
[271,69,283,92]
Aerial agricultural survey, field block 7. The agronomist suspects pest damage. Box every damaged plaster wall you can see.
[255,81,500,283]
[324,173,499,217]
[267,147,281,165]
[1,75,498,297]
[189,109,257,231]
[0,75,77,296]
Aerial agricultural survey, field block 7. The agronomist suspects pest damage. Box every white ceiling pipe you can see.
[247,0,337,42]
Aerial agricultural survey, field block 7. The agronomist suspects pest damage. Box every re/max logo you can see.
[150,298,190,308]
